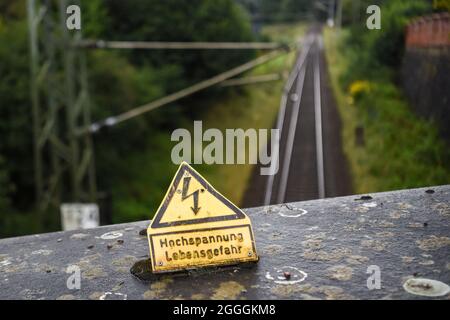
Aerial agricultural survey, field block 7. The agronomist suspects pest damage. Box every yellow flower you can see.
[349,80,371,98]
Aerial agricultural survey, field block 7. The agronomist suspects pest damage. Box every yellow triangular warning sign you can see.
[147,162,258,273]
[151,162,245,228]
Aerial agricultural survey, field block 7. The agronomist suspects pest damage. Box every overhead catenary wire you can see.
[80,46,293,135]
[76,40,285,50]
[219,73,282,87]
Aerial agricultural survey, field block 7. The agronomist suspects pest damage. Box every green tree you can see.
[279,0,311,21]
[342,0,431,85]
[0,17,35,211]
[80,0,259,223]
[98,0,255,83]
[0,0,262,236]
[0,155,11,213]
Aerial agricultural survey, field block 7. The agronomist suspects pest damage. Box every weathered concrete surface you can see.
[1,185,449,300]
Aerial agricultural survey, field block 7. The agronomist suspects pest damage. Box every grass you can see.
[323,27,450,194]
[198,80,285,205]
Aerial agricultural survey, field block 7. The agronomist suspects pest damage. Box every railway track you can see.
[242,26,352,207]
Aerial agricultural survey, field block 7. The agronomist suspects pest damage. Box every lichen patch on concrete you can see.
[346,255,369,265]
[89,292,104,300]
[302,247,351,262]
[319,286,355,300]
[398,202,413,210]
[191,293,206,300]
[211,281,246,300]
[56,294,76,300]
[377,220,395,228]
[417,236,450,251]
[270,284,306,297]
[326,265,353,281]
[142,278,174,300]
[151,279,171,291]
[361,239,387,251]
[1,260,28,273]
[432,203,450,216]
[112,255,138,273]
[402,256,415,263]
[389,210,408,219]
[0,254,11,268]
[262,244,284,255]
[375,231,394,238]
[83,266,107,280]
[301,239,323,250]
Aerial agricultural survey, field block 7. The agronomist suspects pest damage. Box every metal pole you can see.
[79,50,97,202]
[27,0,43,204]
[60,0,80,201]
[43,0,62,209]
[328,0,336,27]
[28,0,96,210]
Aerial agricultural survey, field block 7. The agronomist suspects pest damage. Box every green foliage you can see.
[0,19,35,210]
[110,132,178,223]
[82,0,257,225]
[323,0,450,193]
[433,0,450,11]
[0,156,11,212]
[278,0,310,20]
[0,0,261,237]
[0,3,51,238]
[369,0,430,68]
[81,0,109,38]
[344,0,431,84]
[357,83,450,190]
[259,0,314,22]
[95,0,255,85]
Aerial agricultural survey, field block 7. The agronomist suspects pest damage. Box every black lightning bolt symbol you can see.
[181,177,201,215]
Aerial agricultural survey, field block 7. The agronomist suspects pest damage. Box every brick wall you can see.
[405,12,450,47]
[402,13,450,143]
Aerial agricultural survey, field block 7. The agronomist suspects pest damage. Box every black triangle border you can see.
[151,163,246,228]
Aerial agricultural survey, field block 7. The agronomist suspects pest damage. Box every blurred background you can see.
[0,0,449,238]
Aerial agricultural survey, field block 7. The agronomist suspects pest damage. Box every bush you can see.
[324,0,450,194]
[346,0,431,82]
